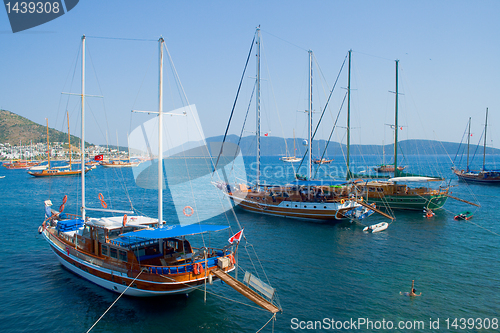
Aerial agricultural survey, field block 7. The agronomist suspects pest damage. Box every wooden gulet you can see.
[346,58,449,211]
[225,30,372,222]
[39,36,280,315]
[39,36,237,297]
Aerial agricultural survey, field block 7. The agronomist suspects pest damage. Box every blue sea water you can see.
[0,155,499,333]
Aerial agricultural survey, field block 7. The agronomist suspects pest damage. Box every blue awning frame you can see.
[117,224,229,246]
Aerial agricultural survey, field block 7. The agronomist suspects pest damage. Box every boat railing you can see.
[141,251,234,275]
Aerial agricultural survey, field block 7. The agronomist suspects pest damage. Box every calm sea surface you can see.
[1,155,499,333]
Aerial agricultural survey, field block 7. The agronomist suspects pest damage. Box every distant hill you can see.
[206,135,500,156]
[0,109,86,146]
[3,108,500,156]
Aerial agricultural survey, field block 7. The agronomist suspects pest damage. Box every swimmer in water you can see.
[409,280,422,296]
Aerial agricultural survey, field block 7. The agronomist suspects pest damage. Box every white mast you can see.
[255,27,261,187]
[307,50,313,180]
[158,37,164,225]
[81,35,86,220]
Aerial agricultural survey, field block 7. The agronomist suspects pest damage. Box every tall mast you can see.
[483,107,488,171]
[346,49,352,180]
[307,50,313,180]
[393,59,399,178]
[158,37,164,224]
[293,129,296,158]
[255,27,261,187]
[467,117,471,172]
[46,118,50,169]
[81,35,86,220]
[67,111,71,168]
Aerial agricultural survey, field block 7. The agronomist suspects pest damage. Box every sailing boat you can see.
[374,135,405,172]
[39,36,280,314]
[452,108,500,183]
[28,116,88,177]
[348,58,449,210]
[101,133,141,168]
[220,29,391,222]
[280,129,301,162]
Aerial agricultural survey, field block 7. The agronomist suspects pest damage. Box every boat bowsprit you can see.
[363,222,389,233]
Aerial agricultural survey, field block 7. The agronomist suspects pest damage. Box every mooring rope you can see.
[86,268,146,333]
[256,313,277,333]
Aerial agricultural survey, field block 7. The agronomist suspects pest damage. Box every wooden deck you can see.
[211,268,280,313]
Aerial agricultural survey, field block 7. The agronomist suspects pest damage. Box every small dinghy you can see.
[363,222,389,233]
[454,211,473,220]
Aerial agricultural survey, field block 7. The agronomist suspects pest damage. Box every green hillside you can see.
[0,109,85,146]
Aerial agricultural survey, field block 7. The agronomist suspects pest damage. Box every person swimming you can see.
[409,280,422,296]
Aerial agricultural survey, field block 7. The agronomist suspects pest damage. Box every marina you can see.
[1,2,499,331]
[0,155,499,332]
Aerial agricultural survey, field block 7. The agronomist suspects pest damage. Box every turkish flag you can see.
[94,154,104,161]
[264,133,269,137]
[228,228,244,244]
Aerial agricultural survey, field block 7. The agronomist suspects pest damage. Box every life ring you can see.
[98,193,107,208]
[59,203,65,213]
[122,214,127,227]
[62,195,68,205]
[340,199,345,204]
[183,206,194,217]
[193,262,203,275]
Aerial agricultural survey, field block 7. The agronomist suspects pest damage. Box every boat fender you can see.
[98,193,107,208]
[38,225,43,234]
[228,254,235,265]
[183,206,194,217]
[340,199,345,204]
[359,197,363,202]
[122,214,127,227]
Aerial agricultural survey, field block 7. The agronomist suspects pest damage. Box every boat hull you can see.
[28,169,89,177]
[43,229,233,297]
[229,194,356,221]
[453,170,500,183]
[365,194,448,210]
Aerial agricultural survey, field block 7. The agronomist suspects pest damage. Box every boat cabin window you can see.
[165,239,179,251]
[110,247,118,259]
[96,228,106,241]
[102,245,108,256]
[119,250,127,262]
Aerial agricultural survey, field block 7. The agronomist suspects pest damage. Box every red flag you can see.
[264,133,269,137]
[94,154,104,161]
[400,127,403,130]
[228,228,244,244]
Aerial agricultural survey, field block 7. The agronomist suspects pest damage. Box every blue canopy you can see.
[120,224,229,241]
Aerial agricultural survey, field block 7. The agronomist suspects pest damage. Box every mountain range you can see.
[2,108,499,156]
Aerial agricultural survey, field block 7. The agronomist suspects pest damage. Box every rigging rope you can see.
[213,34,255,173]
[296,52,348,175]
[312,92,347,179]
[86,269,146,333]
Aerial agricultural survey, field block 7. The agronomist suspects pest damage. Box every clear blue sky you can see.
[1,0,499,150]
